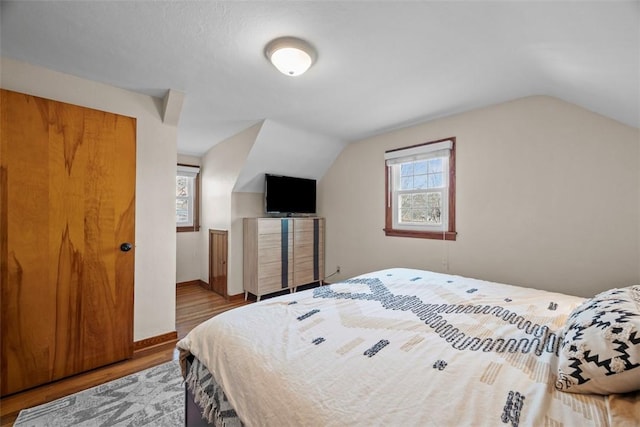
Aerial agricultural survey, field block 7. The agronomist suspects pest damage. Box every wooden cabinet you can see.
[244,217,325,301]
[243,218,294,300]
[293,218,325,286]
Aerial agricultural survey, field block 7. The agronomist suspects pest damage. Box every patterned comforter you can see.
[177,268,640,426]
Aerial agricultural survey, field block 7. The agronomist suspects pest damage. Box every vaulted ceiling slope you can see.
[234,120,347,193]
[1,1,638,158]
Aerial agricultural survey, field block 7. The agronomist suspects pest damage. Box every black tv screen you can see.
[265,174,316,215]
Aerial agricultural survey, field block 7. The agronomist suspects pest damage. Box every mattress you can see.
[177,268,640,426]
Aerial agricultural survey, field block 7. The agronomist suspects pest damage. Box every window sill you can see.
[177,226,201,233]
[383,228,457,241]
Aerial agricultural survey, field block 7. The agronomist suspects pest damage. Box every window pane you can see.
[412,193,427,207]
[399,193,434,224]
[414,161,427,175]
[426,192,442,224]
[427,158,443,173]
[428,173,443,188]
[413,175,427,189]
[177,212,189,223]
[411,209,427,222]
[401,176,413,190]
[400,208,412,222]
[400,163,414,176]
[176,176,189,197]
[176,198,189,223]
[177,198,188,210]
[400,194,412,209]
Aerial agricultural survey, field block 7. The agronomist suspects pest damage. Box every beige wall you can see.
[176,154,202,283]
[199,123,262,293]
[319,96,640,297]
[230,192,264,295]
[1,57,178,341]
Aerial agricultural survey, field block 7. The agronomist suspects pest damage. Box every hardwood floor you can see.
[0,283,249,427]
[176,283,248,339]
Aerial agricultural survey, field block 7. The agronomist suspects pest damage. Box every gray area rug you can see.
[14,360,184,427]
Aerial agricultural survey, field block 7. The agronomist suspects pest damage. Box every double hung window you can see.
[176,164,200,232]
[384,137,456,240]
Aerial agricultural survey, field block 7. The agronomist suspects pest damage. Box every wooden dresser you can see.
[243,217,325,301]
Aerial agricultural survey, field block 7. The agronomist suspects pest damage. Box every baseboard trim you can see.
[177,280,199,287]
[176,279,211,291]
[133,331,178,353]
[228,293,245,302]
[177,279,210,290]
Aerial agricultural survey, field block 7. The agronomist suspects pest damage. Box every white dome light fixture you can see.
[265,37,317,77]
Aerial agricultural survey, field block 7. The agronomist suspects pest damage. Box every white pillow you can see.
[556,285,640,395]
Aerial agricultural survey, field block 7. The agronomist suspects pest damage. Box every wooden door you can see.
[209,229,228,297]
[0,90,136,396]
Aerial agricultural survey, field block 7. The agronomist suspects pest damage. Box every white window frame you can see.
[384,138,457,241]
[390,156,449,232]
[176,164,200,231]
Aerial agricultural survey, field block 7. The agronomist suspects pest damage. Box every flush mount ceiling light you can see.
[265,36,317,77]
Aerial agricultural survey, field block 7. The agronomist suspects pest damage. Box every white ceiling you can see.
[1,1,638,157]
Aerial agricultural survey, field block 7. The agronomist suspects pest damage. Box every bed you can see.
[177,268,640,426]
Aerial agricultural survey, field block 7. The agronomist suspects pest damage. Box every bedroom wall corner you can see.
[1,57,178,341]
[199,123,262,293]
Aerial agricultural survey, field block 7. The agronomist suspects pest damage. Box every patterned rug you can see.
[14,361,184,427]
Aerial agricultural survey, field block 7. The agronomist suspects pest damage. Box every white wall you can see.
[1,57,177,341]
[199,123,261,293]
[319,96,640,298]
[234,119,347,193]
[176,154,202,283]
[230,192,264,295]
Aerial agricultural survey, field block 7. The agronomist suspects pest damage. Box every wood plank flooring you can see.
[176,283,248,339]
[0,283,249,427]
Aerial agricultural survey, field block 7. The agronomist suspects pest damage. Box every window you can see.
[176,164,200,232]
[384,137,456,240]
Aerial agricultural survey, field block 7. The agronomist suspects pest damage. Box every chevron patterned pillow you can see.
[556,285,640,395]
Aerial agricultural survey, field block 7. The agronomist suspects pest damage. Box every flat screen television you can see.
[265,174,316,215]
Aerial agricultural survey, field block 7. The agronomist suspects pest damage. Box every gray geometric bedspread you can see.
[178,268,640,427]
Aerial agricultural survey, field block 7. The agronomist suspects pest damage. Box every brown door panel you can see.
[0,90,136,396]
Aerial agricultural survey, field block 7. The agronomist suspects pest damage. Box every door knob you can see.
[120,242,133,252]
